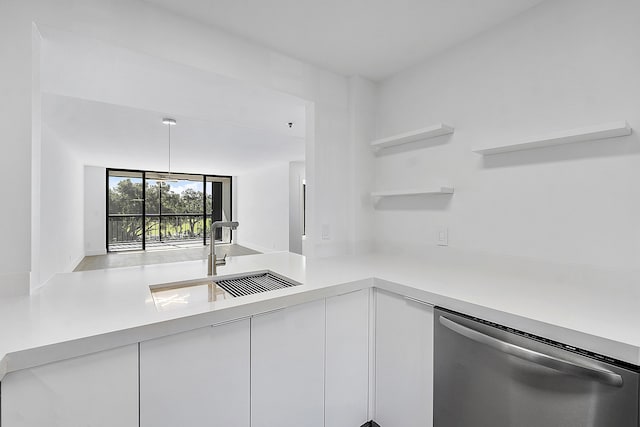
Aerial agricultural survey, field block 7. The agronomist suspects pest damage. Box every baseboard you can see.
[85,249,107,256]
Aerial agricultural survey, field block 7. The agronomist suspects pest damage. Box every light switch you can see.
[321,224,330,240]
[437,227,448,246]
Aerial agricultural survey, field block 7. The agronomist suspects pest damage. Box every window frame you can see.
[106,168,233,252]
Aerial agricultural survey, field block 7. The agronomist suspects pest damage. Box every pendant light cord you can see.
[162,117,176,177]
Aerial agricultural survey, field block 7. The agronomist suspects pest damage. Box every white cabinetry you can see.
[139,319,250,427]
[375,289,434,427]
[1,344,138,427]
[251,300,325,427]
[325,289,370,426]
[1,286,435,427]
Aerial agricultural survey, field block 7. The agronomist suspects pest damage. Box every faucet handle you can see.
[215,253,227,266]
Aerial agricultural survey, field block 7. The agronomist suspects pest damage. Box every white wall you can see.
[30,24,43,292]
[0,1,36,296]
[36,126,85,287]
[289,161,305,255]
[347,76,377,255]
[32,0,353,260]
[236,164,290,253]
[84,166,106,256]
[0,0,367,294]
[374,0,640,270]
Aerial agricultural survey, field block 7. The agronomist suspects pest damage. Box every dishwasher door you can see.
[434,308,639,427]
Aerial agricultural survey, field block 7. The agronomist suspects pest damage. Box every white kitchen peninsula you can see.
[1,250,639,426]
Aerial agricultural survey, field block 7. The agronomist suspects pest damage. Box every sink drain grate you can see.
[215,272,300,297]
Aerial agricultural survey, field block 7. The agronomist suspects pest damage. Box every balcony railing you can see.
[107,213,225,251]
[108,215,143,245]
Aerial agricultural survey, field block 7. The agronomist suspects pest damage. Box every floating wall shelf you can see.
[371,187,454,200]
[371,123,454,152]
[472,121,632,155]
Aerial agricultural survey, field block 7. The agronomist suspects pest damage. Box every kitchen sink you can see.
[149,270,302,311]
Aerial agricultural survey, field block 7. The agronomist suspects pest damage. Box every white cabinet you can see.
[325,289,370,426]
[251,300,325,427]
[0,286,435,427]
[374,289,434,427]
[0,344,138,427]
[139,319,250,427]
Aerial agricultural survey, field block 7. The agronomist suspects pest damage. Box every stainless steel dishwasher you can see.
[434,307,639,427]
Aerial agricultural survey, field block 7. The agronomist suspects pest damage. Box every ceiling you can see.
[143,0,546,80]
[40,27,306,175]
[43,95,304,176]
[39,1,547,174]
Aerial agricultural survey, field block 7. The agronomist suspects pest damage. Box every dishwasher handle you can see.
[439,315,624,387]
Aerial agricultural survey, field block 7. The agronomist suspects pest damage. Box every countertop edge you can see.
[0,278,374,380]
[375,278,640,367]
[2,274,639,381]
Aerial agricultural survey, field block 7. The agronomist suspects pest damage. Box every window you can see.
[107,169,232,252]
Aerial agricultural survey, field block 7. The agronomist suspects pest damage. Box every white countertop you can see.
[1,249,639,378]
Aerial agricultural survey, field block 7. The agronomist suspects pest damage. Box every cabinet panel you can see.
[325,289,370,426]
[375,289,434,427]
[140,319,250,427]
[1,344,138,427]
[251,300,325,427]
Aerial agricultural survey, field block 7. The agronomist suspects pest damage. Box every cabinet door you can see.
[375,289,434,427]
[139,319,250,427]
[1,344,138,427]
[325,289,370,426]
[251,299,325,427]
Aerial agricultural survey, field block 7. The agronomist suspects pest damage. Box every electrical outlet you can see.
[321,224,330,240]
[437,227,448,246]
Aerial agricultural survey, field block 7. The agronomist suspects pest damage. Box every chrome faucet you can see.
[207,221,239,276]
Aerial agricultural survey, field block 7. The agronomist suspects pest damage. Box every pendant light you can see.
[161,118,177,181]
